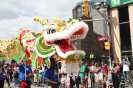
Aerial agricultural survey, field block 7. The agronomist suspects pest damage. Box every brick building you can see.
[72,1,109,64]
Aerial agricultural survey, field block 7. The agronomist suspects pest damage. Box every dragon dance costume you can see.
[0,16,89,88]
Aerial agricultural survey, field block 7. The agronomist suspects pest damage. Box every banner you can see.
[107,0,133,8]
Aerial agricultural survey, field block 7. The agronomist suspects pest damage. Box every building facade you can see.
[107,0,133,63]
[72,1,109,64]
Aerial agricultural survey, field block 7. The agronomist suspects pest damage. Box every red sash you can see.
[19,80,27,88]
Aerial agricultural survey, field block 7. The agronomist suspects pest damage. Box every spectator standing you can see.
[8,66,13,82]
[14,64,19,72]
[116,61,121,81]
[60,74,65,88]
[85,63,89,88]
[89,61,95,88]
[94,63,101,87]
[66,74,70,88]
[38,67,43,87]
[75,63,81,88]
[70,74,75,88]
[101,62,108,77]
[122,55,130,80]
[13,70,19,86]
[79,62,88,88]
[3,65,11,88]
[111,63,119,88]
[33,70,38,86]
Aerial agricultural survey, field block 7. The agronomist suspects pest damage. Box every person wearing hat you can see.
[44,57,60,88]
[18,56,33,88]
[0,66,6,88]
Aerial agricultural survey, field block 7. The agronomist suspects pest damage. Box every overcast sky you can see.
[0,0,83,40]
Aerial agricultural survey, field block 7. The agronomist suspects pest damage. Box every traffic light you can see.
[104,41,111,50]
[83,0,89,18]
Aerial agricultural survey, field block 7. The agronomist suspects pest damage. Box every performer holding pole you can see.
[18,54,33,88]
[44,57,60,88]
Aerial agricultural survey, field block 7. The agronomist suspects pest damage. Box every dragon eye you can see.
[50,29,56,33]
[46,29,50,34]
[46,29,56,34]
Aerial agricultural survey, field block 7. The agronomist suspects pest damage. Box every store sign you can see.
[107,0,133,8]
[98,36,109,41]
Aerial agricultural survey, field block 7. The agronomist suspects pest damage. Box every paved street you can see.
[4,82,46,88]
[88,78,133,88]
[4,81,133,88]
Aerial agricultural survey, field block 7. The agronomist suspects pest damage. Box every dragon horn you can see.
[34,16,48,26]
[34,16,41,22]
[19,28,23,31]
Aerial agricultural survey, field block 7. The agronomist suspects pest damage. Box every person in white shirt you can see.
[122,57,130,80]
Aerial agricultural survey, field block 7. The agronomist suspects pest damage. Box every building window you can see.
[118,6,132,63]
